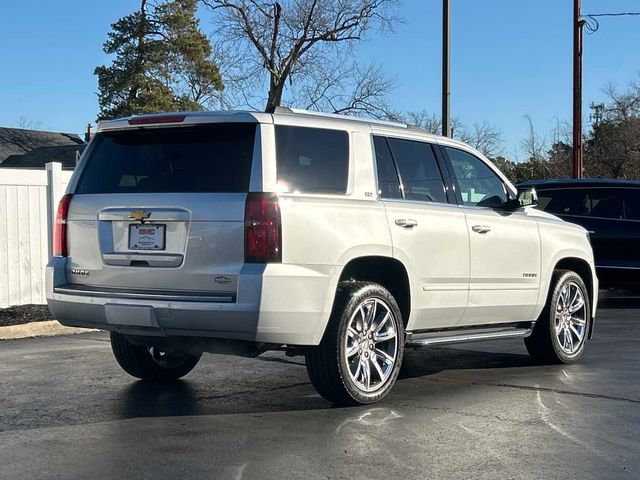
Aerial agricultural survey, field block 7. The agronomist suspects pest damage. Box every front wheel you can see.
[110,332,201,381]
[525,270,591,364]
[306,282,405,406]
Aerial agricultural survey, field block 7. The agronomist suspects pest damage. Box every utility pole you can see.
[589,102,605,127]
[442,0,451,137]
[572,0,584,178]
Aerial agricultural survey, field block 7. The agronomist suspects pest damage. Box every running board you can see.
[406,325,532,348]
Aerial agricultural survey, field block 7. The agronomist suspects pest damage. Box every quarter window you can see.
[373,136,402,199]
[275,126,349,194]
[445,147,508,207]
[386,138,447,203]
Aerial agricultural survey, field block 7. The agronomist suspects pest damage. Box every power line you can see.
[583,12,640,33]
[586,12,640,17]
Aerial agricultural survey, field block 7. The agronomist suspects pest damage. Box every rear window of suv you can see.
[76,124,256,194]
[275,126,349,194]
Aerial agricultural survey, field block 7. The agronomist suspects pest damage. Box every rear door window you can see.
[76,124,256,193]
[583,189,624,219]
[537,187,628,220]
[386,137,447,203]
[623,189,640,220]
[275,126,349,194]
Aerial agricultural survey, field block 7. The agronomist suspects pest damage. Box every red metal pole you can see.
[573,0,584,178]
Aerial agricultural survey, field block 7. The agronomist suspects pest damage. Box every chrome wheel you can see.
[554,281,587,355]
[344,298,398,393]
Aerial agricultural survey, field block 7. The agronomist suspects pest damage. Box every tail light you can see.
[244,193,282,263]
[53,194,72,257]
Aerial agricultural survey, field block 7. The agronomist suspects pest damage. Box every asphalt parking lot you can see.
[1,293,639,480]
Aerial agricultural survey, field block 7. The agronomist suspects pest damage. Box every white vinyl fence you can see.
[0,163,73,308]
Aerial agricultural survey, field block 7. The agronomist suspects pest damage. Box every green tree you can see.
[95,0,223,120]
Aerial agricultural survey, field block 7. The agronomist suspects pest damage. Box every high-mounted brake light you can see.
[128,115,186,125]
[244,193,282,263]
[53,194,73,257]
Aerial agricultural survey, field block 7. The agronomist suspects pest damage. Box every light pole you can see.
[442,0,451,137]
[572,0,584,178]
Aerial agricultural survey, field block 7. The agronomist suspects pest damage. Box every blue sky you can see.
[0,0,639,157]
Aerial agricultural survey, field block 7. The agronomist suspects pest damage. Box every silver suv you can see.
[47,108,598,405]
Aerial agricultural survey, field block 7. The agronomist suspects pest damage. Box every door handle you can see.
[395,218,418,229]
[472,225,491,234]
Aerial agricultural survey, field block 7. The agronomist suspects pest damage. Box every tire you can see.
[306,281,405,406]
[525,270,591,364]
[110,332,201,381]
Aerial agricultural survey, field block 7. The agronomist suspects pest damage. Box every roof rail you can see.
[406,124,430,133]
[269,106,410,129]
[265,106,293,114]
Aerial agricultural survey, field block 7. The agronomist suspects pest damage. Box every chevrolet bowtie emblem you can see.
[129,210,151,223]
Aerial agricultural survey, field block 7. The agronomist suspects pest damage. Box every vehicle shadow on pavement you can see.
[112,370,330,420]
[111,347,536,420]
[117,380,203,419]
[399,346,535,380]
[597,294,640,310]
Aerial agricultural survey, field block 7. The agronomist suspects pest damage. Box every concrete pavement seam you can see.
[423,377,640,404]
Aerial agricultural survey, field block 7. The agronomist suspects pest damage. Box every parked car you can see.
[520,179,640,292]
[47,109,597,405]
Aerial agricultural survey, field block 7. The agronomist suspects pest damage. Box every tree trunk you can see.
[265,77,284,112]
[127,0,148,109]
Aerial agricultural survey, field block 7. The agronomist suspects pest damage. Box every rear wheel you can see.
[525,270,590,364]
[306,282,404,406]
[110,332,201,381]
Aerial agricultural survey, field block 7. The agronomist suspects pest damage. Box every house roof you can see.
[0,127,84,164]
[0,144,86,169]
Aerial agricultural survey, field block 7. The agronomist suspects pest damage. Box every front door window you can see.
[445,147,508,208]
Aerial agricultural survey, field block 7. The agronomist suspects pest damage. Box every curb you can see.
[0,321,99,341]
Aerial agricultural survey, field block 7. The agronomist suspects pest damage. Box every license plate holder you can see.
[128,224,166,250]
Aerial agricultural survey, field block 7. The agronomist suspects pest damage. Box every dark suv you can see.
[520,179,640,291]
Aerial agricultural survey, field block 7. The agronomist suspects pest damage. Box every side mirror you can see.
[517,188,538,208]
[500,188,538,211]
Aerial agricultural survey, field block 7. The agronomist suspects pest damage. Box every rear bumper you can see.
[46,257,338,346]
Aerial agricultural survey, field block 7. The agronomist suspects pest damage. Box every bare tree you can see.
[403,110,441,134]
[15,117,43,130]
[602,80,640,122]
[401,110,503,158]
[521,115,547,163]
[300,61,396,118]
[202,0,399,115]
[457,121,503,159]
[516,115,573,180]
[585,76,640,178]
